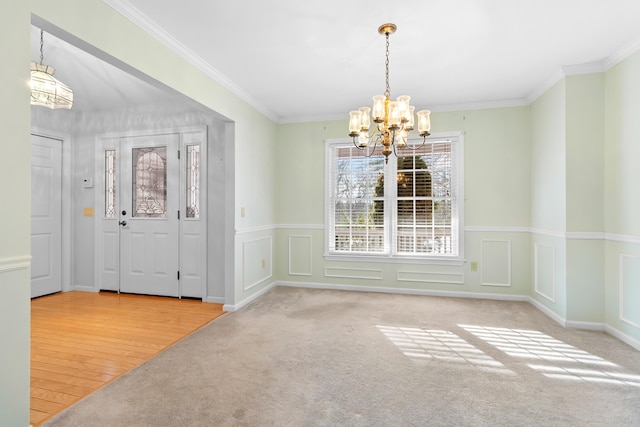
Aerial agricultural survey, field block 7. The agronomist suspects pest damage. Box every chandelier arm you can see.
[397,134,429,155]
[352,135,379,159]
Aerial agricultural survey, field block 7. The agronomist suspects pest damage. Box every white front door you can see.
[31,134,62,298]
[118,134,180,296]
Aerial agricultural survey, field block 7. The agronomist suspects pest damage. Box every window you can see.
[325,132,463,261]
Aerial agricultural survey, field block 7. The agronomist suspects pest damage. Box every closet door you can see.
[31,134,62,298]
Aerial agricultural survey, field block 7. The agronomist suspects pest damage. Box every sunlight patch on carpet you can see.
[376,325,514,375]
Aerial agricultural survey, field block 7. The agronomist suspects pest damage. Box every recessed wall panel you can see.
[243,237,272,290]
[481,240,511,287]
[535,243,556,302]
[620,254,640,328]
[289,235,312,276]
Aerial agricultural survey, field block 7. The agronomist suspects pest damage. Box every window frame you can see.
[324,131,464,265]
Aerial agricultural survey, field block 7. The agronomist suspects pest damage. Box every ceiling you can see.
[33,0,640,123]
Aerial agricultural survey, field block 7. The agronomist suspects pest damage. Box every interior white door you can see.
[118,134,180,296]
[31,134,62,298]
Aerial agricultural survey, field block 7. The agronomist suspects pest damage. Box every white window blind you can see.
[326,133,462,259]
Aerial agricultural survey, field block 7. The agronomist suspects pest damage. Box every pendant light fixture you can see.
[348,23,430,163]
[30,29,73,109]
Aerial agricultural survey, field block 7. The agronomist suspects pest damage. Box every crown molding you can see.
[562,62,607,76]
[603,37,640,71]
[102,0,640,125]
[102,0,279,123]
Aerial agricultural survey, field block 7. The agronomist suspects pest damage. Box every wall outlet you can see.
[470,261,478,272]
[261,259,266,268]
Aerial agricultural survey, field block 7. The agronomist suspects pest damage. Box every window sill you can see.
[323,253,466,266]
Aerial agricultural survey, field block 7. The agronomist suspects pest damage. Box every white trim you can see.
[102,0,278,123]
[565,231,606,240]
[564,320,606,331]
[527,296,566,327]
[236,224,277,235]
[205,296,226,304]
[603,37,640,71]
[276,224,324,230]
[619,254,640,329]
[396,270,464,285]
[323,253,465,266]
[223,281,277,312]
[605,325,640,352]
[0,256,31,273]
[72,285,99,293]
[534,243,556,303]
[276,280,529,301]
[530,227,566,239]
[607,233,640,245]
[562,62,606,76]
[465,226,530,233]
[324,267,383,281]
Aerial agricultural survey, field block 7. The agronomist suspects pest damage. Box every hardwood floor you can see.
[30,291,225,426]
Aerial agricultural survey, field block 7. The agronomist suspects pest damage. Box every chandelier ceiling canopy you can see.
[348,23,430,163]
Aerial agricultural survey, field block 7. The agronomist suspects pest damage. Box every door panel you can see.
[119,134,179,296]
[31,134,62,298]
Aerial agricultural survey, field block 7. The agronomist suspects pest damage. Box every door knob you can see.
[119,220,127,226]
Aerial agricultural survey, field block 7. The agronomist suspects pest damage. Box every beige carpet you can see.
[44,287,640,426]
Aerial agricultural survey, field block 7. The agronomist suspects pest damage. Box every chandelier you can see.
[30,29,73,109]
[348,23,430,163]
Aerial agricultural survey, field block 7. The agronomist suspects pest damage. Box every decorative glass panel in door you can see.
[132,147,167,218]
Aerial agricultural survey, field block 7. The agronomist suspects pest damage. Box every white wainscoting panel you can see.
[620,254,640,328]
[397,270,464,285]
[325,267,383,280]
[534,243,556,302]
[481,240,511,287]
[289,235,312,276]
[242,237,273,291]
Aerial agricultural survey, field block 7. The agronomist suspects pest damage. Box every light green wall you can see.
[564,73,605,323]
[604,49,640,342]
[565,74,605,233]
[274,108,532,297]
[1,4,31,426]
[605,50,640,236]
[275,108,531,227]
[530,81,566,232]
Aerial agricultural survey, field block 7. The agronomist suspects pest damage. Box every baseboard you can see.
[205,296,225,304]
[565,320,606,331]
[526,297,567,327]
[275,280,530,302]
[605,325,640,351]
[72,285,99,293]
[223,281,277,312]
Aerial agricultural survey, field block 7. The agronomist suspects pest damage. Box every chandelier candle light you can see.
[348,23,430,163]
[30,29,73,110]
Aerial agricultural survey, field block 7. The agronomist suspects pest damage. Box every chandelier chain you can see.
[39,30,44,65]
[384,32,390,98]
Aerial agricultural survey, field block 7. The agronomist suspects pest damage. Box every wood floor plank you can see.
[30,291,225,426]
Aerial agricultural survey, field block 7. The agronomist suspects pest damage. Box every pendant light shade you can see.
[30,62,73,109]
[30,29,73,110]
